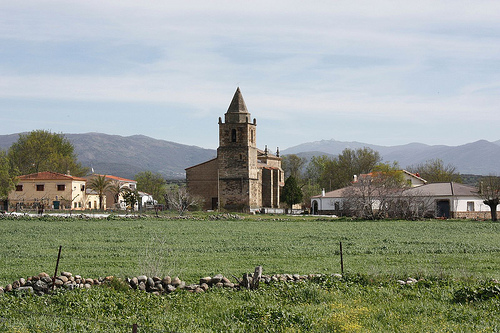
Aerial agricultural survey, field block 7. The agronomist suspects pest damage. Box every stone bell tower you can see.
[217,87,260,211]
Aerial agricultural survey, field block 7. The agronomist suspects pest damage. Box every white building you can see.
[311,179,496,219]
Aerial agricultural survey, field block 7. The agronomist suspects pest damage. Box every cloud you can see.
[1,0,500,148]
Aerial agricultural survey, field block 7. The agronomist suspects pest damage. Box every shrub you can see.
[453,281,500,303]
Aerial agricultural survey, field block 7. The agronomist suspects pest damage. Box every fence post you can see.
[340,241,344,275]
[52,246,62,291]
[132,323,138,333]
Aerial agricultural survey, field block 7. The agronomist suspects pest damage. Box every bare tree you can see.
[164,186,202,216]
[340,170,436,220]
[342,177,379,219]
[386,189,435,220]
[478,175,500,221]
[406,159,461,183]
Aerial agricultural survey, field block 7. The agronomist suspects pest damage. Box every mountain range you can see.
[281,139,500,175]
[0,132,216,180]
[0,133,499,179]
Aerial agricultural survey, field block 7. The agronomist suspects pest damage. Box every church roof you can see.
[227,87,249,114]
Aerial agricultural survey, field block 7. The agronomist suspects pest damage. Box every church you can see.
[186,88,284,212]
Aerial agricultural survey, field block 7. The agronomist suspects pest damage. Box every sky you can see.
[1,1,499,150]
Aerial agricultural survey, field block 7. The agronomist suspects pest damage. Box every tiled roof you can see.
[311,187,350,198]
[404,182,478,197]
[94,174,136,183]
[18,171,86,182]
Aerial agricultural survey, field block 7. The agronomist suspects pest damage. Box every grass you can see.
[1,215,499,285]
[0,275,499,332]
[1,214,500,332]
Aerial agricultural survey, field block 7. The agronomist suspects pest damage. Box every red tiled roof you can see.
[94,174,136,183]
[18,171,87,182]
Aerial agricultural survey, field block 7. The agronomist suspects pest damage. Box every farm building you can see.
[8,171,89,211]
[311,180,496,219]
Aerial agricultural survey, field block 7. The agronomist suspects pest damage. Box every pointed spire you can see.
[227,87,249,114]
[224,87,252,124]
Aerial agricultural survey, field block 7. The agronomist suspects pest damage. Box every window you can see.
[130,184,135,190]
[467,201,475,212]
[231,129,237,142]
[81,185,85,191]
[57,184,65,191]
[74,202,77,208]
[15,185,23,191]
[36,184,44,191]
[88,202,92,209]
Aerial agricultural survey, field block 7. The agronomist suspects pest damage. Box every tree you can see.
[135,171,166,205]
[8,130,88,176]
[281,154,306,180]
[281,176,303,213]
[107,180,125,208]
[122,188,139,212]
[406,159,461,183]
[164,186,201,216]
[0,150,18,200]
[478,175,500,221]
[304,148,382,192]
[305,155,335,190]
[300,181,321,211]
[343,162,413,219]
[87,175,112,210]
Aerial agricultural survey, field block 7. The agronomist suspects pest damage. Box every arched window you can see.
[231,129,237,142]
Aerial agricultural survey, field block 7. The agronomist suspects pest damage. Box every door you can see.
[312,201,319,215]
[436,200,450,218]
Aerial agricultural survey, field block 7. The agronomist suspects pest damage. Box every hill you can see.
[2,133,498,178]
[282,139,500,176]
[0,133,216,180]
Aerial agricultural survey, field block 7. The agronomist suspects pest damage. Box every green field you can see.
[1,215,499,284]
[1,215,499,332]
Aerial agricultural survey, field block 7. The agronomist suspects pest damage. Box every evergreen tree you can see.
[281,176,303,212]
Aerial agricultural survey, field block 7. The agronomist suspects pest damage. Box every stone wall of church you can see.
[272,169,281,208]
[219,178,249,211]
[186,159,218,210]
[249,177,262,210]
[261,169,272,207]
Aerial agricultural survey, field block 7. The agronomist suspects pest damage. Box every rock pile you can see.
[208,213,244,220]
[0,271,112,296]
[0,270,339,296]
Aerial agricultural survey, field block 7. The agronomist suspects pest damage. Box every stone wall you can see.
[454,211,492,220]
[186,159,219,211]
[0,270,334,296]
